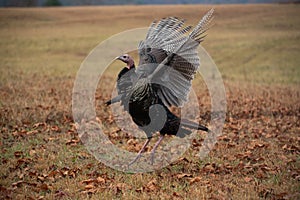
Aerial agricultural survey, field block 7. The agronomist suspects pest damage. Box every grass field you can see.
[0,4,299,199]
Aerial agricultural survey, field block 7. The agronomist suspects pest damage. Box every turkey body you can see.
[128,78,193,139]
[105,9,214,165]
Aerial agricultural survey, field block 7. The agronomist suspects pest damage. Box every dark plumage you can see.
[105,54,136,110]
[106,9,214,165]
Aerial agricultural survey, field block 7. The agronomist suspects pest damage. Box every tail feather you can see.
[181,119,209,132]
[189,8,214,43]
[105,94,122,106]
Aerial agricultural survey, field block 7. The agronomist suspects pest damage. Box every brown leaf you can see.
[14,151,23,158]
[256,169,266,179]
[26,130,39,135]
[96,177,106,184]
[265,133,273,138]
[54,190,69,198]
[282,144,299,152]
[247,143,255,150]
[256,143,265,148]
[66,139,80,146]
[81,177,106,186]
[176,173,192,179]
[127,138,137,145]
[29,149,36,156]
[201,180,210,185]
[145,179,159,192]
[244,177,253,182]
[116,183,128,190]
[47,170,60,178]
[37,176,45,181]
[85,184,95,190]
[39,183,49,191]
[77,152,90,159]
[33,122,46,128]
[260,165,272,172]
[51,126,61,132]
[17,158,32,166]
[12,130,27,137]
[135,187,143,193]
[0,186,12,199]
[61,167,80,178]
[12,180,25,187]
[173,191,182,197]
[12,181,37,188]
[17,171,25,179]
[81,178,96,185]
[81,188,99,194]
[47,137,58,141]
[189,176,201,184]
[247,141,267,150]
[171,157,190,165]
[112,182,130,194]
[203,164,215,172]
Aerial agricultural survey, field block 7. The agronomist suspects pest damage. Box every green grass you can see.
[0,4,299,200]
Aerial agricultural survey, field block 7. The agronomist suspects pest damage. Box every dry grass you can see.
[0,4,299,200]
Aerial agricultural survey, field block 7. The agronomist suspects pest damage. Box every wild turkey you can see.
[106,9,214,165]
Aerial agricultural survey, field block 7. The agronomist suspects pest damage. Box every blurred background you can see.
[0,0,299,199]
[0,0,298,7]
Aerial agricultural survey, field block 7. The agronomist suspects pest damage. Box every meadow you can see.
[0,4,299,199]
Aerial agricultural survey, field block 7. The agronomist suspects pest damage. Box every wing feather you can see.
[137,9,214,107]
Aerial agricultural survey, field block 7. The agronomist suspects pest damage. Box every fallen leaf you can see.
[145,179,159,192]
[14,151,23,158]
[85,184,95,190]
[176,173,192,179]
[96,177,106,184]
[116,183,128,190]
[12,180,25,187]
[127,138,137,145]
[189,176,202,184]
[54,190,69,198]
[33,122,46,128]
[66,139,80,146]
[244,177,253,182]
[17,158,32,166]
[81,178,95,185]
[29,149,36,156]
[173,191,182,197]
[39,183,49,191]
[37,176,45,182]
[51,126,61,132]
[27,130,39,135]
[135,187,143,193]
[203,164,215,173]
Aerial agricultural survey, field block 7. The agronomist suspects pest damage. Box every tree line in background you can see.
[0,0,298,7]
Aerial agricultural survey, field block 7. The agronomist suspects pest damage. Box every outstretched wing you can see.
[137,9,214,107]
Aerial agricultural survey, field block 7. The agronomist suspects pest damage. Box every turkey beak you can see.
[116,56,123,61]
